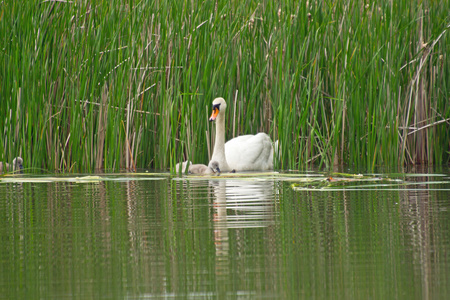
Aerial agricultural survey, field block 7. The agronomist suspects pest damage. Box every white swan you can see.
[0,157,24,174]
[176,160,221,175]
[208,97,274,172]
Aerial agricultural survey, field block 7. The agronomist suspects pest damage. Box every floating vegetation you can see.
[289,173,450,191]
[173,170,450,191]
[0,171,448,192]
[0,175,167,184]
[290,175,399,191]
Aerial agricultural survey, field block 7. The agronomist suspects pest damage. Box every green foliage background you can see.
[1,0,449,171]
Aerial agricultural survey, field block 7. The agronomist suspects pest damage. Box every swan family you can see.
[0,157,24,174]
[177,97,274,174]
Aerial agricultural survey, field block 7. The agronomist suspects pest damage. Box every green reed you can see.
[1,1,449,172]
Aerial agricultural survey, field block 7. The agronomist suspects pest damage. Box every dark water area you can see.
[0,168,449,299]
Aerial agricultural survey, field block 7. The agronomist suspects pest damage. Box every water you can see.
[0,169,449,299]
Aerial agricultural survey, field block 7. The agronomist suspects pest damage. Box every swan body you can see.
[224,133,273,171]
[208,97,273,172]
[0,157,24,174]
[176,160,221,175]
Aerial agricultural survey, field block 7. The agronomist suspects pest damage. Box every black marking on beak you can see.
[209,104,221,122]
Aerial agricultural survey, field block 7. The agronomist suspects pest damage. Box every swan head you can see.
[209,97,227,121]
[12,157,23,173]
[208,160,221,175]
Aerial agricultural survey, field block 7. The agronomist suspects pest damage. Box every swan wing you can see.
[225,133,273,171]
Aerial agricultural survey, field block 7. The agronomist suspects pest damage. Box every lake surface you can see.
[1,167,449,299]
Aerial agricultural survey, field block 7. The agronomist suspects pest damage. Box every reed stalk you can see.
[0,1,448,172]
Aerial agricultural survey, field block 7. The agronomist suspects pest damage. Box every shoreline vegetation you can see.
[1,1,449,172]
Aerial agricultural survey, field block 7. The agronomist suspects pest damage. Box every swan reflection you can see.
[210,179,276,229]
[209,178,276,297]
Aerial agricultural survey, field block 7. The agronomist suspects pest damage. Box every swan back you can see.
[225,133,273,171]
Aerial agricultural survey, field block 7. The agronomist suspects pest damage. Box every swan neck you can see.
[214,115,226,150]
[211,114,231,171]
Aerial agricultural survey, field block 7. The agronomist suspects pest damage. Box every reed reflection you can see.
[398,171,442,300]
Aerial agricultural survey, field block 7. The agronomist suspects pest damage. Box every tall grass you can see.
[1,0,449,172]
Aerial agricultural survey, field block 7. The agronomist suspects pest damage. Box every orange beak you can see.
[209,107,219,121]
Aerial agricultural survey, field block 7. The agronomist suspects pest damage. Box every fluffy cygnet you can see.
[175,160,221,175]
[0,157,23,174]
